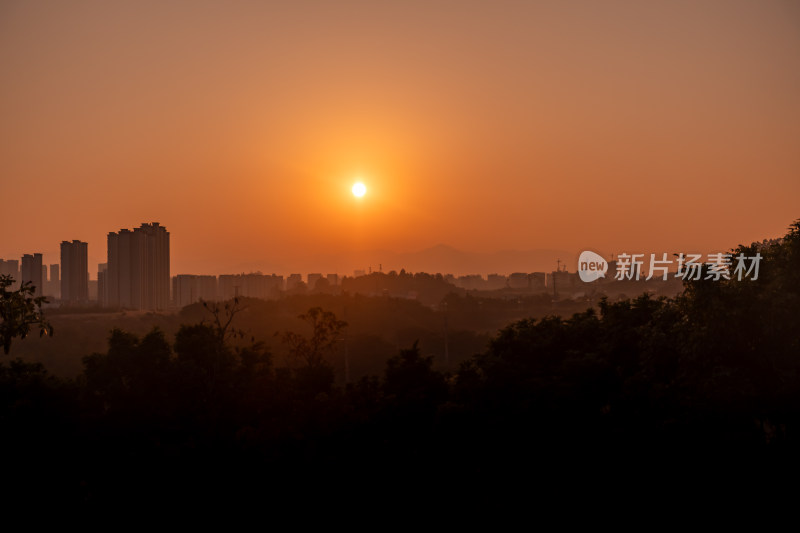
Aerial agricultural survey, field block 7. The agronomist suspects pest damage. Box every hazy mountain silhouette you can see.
[384,244,572,275]
[231,245,573,277]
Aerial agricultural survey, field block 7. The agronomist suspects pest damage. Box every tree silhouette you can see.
[175,298,269,399]
[384,340,447,403]
[280,307,347,370]
[0,275,53,355]
[200,297,249,356]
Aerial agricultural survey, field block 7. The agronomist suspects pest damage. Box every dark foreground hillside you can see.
[2,222,799,505]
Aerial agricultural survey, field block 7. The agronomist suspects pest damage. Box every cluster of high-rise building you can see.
[444,271,576,292]
[172,273,281,308]
[1,222,171,310]
[4,224,581,309]
[3,222,620,310]
[170,272,341,308]
[3,220,354,310]
[2,252,79,302]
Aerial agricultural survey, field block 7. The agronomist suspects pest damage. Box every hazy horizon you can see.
[1,235,789,279]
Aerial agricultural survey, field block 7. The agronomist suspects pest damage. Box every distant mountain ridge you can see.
[372,244,574,276]
[230,244,575,277]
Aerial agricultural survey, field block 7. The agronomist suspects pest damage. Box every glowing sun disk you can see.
[352,182,367,197]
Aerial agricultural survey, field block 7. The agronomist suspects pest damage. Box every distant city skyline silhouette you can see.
[3,227,792,283]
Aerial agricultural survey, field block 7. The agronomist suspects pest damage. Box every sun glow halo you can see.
[352,182,367,198]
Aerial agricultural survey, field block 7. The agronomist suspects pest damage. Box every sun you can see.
[352,182,367,198]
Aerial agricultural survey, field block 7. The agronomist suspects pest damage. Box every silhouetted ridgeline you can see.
[1,221,799,504]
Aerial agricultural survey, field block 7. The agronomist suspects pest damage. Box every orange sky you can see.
[1,1,798,276]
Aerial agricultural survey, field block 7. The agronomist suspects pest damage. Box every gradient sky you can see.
[1,0,798,275]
